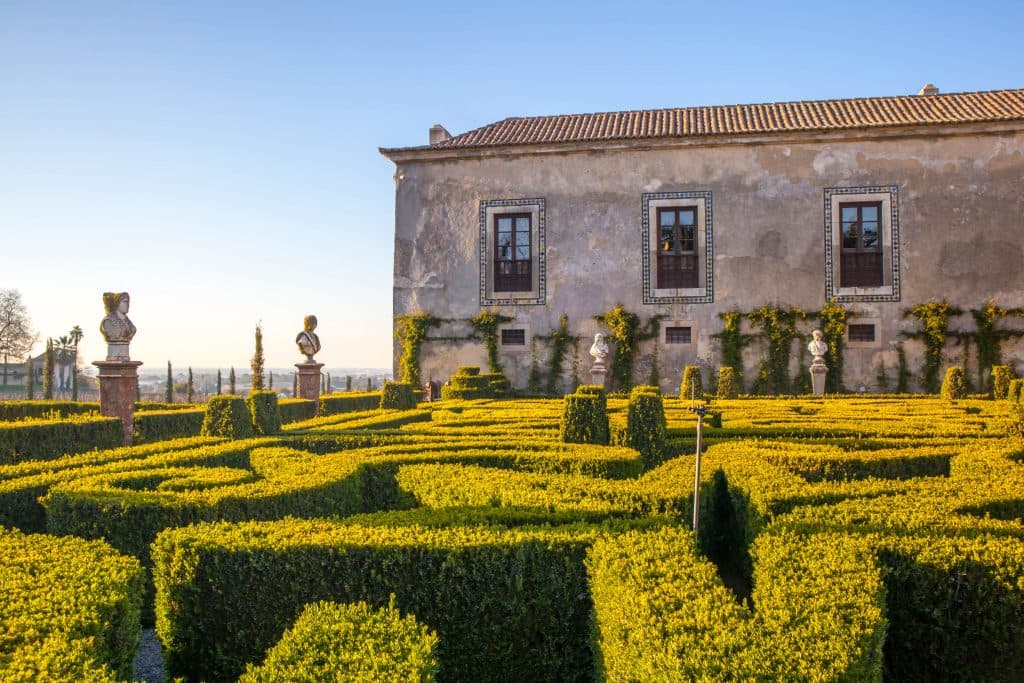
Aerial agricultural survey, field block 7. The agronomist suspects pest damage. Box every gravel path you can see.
[133,629,165,682]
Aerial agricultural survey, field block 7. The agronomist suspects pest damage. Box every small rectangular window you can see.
[501,329,526,346]
[848,324,876,342]
[665,326,692,344]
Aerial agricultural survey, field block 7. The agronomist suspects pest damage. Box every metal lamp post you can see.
[690,402,706,533]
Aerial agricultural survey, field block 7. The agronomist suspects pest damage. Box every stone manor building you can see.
[381,86,1024,393]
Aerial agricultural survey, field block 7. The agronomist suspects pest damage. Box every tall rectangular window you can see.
[657,207,698,289]
[494,213,532,292]
[839,202,883,287]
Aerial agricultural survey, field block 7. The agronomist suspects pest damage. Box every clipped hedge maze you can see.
[2,395,1024,680]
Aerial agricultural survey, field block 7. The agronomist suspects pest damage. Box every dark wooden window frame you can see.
[838,201,884,288]
[656,206,699,289]
[847,323,876,343]
[494,213,532,293]
[665,326,693,344]
[500,328,526,346]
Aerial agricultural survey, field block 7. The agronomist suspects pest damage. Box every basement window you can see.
[500,329,526,346]
[848,324,876,343]
[665,326,693,344]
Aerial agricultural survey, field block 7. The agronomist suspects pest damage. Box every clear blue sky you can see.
[2,0,1020,371]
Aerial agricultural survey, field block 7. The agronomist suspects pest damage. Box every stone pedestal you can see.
[93,360,143,445]
[295,362,325,403]
[590,363,607,388]
[810,360,828,396]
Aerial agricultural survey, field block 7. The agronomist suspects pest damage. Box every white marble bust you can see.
[99,291,136,361]
[296,315,322,362]
[808,329,828,364]
[590,333,609,365]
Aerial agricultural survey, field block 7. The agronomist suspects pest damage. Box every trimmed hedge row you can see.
[0,400,100,421]
[0,414,122,464]
[154,520,597,682]
[0,527,144,681]
[278,397,317,423]
[320,391,382,415]
[134,408,205,444]
[587,526,885,681]
[440,366,510,400]
[238,600,438,682]
[617,385,667,470]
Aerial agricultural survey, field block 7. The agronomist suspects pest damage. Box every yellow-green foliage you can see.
[153,520,598,682]
[992,365,1015,399]
[680,365,703,399]
[618,385,667,469]
[201,395,255,438]
[6,394,1024,679]
[247,390,282,435]
[0,527,144,681]
[133,407,204,443]
[588,527,885,681]
[0,400,100,421]
[560,385,610,445]
[0,413,122,464]
[716,366,738,398]
[380,381,418,409]
[941,365,968,400]
[320,391,382,414]
[239,600,438,683]
[278,397,317,423]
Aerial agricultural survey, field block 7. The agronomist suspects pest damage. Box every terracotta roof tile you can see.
[424,89,1024,150]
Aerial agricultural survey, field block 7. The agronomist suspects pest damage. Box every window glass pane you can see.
[516,246,530,260]
[680,210,695,225]
[842,222,858,248]
[841,207,858,222]
[862,205,879,222]
[514,231,529,249]
[660,211,675,226]
[660,226,674,251]
[497,217,512,231]
[862,223,879,249]
[515,217,530,231]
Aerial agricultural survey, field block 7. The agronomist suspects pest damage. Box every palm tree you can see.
[69,326,83,400]
[54,335,74,392]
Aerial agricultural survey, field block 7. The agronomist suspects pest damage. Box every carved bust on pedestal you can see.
[296,315,322,362]
[99,292,136,361]
[808,329,828,366]
[590,333,609,368]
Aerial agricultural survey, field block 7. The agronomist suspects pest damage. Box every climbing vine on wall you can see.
[746,304,808,395]
[594,306,663,391]
[713,310,756,392]
[394,313,442,387]
[902,300,962,394]
[963,301,1024,392]
[816,298,848,393]
[533,314,580,395]
[469,310,514,374]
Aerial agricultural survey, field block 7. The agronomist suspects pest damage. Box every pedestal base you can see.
[810,363,828,396]
[590,365,607,389]
[295,362,325,404]
[93,360,143,445]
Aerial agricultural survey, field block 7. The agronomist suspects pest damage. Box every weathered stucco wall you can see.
[391,128,1024,393]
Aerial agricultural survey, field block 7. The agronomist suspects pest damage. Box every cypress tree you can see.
[25,354,34,399]
[345,375,352,392]
[366,377,372,391]
[292,372,298,397]
[216,369,222,395]
[43,339,54,400]
[71,364,78,401]
[136,381,141,402]
[269,370,274,390]
[187,367,194,403]
[251,324,265,391]
[229,367,236,395]
[321,374,326,394]
[325,372,331,394]
[166,361,173,403]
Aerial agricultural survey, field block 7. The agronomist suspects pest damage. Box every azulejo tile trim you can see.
[823,185,901,303]
[641,191,715,305]
[479,198,546,307]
